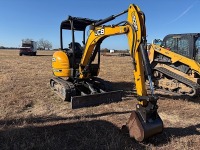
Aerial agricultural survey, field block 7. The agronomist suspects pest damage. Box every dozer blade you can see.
[71,90,122,109]
[125,111,163,141]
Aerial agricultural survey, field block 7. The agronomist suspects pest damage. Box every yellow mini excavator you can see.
[149,33,200,96]
[50,4,163,141]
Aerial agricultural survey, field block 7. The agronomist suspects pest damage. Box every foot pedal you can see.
[71,90,122,109]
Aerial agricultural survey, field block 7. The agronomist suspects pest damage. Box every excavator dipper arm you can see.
[77,4,163,141]
[51,4,163,141]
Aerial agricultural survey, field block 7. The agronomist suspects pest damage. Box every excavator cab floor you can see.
[71,90,123,109]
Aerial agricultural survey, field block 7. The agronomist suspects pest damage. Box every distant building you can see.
[110,49,115,53]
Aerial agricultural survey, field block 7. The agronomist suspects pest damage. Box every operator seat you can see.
[67,42,83,69]
[68,42,83,58]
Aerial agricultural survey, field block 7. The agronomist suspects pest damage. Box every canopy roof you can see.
[60,16,100,31]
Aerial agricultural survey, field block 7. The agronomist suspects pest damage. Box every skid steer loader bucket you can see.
[71,90,123,109]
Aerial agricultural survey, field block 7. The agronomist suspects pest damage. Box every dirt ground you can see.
[0,50,199,150]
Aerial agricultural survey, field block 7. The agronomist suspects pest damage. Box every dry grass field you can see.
[0,50,199,150]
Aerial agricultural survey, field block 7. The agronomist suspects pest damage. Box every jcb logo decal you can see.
[95,29,104,36]
[133,15,138,31]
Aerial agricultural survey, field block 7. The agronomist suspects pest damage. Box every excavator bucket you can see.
[71,90,123,109]
[125,110,163,141]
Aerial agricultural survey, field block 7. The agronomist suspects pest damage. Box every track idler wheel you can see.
[124,110,163,141]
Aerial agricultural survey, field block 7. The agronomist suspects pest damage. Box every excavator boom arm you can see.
[77,4,163,141]
[51,4,163,142]
[79,4,148,96]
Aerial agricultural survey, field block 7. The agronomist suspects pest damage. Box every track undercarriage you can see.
[50,77,122,109]
[152,67,200,97]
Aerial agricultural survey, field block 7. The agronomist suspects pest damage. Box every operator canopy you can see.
[61,16,100,31]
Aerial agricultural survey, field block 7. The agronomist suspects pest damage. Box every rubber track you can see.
[154,67,200,96]
[50,77,76,101]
